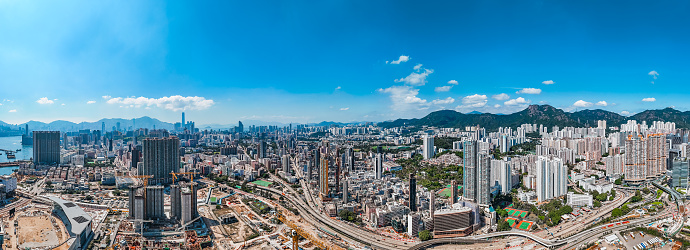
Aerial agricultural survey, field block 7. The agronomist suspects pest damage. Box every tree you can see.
[595,193,608,202]
[614,178,622,185]
[611,208,623,218]
[419,230,433,241]
[497,219,512,231]
[593,200,602,208]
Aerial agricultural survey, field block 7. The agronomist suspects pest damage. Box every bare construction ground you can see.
[16,215,63,249]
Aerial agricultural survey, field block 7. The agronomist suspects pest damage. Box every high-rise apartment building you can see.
[319,156,329,199]
[450,180,458,204]
[535,156,567,202]
[475,153,491,205]
[409,173,417,212]
[423,135,435,159]
[140,137,180,185]
[624,134,668,182]
[33,131,60,165]
[375,153,383,179]
[462,141,477,202]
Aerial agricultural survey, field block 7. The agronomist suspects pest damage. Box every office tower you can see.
[343,178,349,203]
[191,182,198,217]
[181,188,193,224]
[499,161,512,194]
[131,148,141,170]
[462,141,477,202]
[259,140,267,158]
[182,112,185,127]
[117,122,121,132]
[672,160,689,188]
[102,122,105,133]
[170,184,182,220]
[423,135,435,159]
[319,156,329,198]
[306,161,313,182]
[346,147,355,172]
[450,180,458,204]
[409,174,417,212]
[282,154,290,173]
[141,137,180,185]
[128,186,136,218]
[146,185,165,219]
[238,121,244,133]
[500,135,509,153]
[313,149,321,180]
[535,156,567,202]
[375,153,383,179]
[335,156,340,193]
[475,153,491,205]
[33,131,60,165]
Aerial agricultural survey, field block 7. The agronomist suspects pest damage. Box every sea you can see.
[0,135,33,162]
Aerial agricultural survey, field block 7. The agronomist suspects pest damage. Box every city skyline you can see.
[2,1,689,125]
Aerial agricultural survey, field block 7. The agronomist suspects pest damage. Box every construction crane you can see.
[170,172,195,184]
[276,211,343,250]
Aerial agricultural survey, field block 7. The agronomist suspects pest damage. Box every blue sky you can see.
[1,1,689,125]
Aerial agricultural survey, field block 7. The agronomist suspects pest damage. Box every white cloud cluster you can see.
[106,95,215,111]
[435,86,452,92]
[413,64,423,70]
[648,70,659,79]
[432,97,455,105]
[394,68,433,86]
[378,86,427,111]
[596,101,608,106]
[621,111,631,116]
[573,100,593,108]
[460,94,488,108]
[87,100,96,104]
[542,80,554,85]
[36,97,54,104]
[516,88,542,94]
[387,55,410,64]
[642,97,656,102]
[8,109,16,113]
[492,93,510,101]
[504,97,530,106]
[340,107,349,111]
[447,80,458,85]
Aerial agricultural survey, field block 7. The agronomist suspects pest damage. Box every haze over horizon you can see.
[2,1,689,124]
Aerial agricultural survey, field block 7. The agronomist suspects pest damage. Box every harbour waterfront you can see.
[0,166,18,175]
[0,136,33,162]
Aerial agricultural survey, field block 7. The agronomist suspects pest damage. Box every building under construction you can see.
[127,182,198,227]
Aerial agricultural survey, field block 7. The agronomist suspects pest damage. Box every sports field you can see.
[516,220,534,231]
[504,208,528,218]
[251,180,273,187]
[505,217,518,227]
[438,184,463,198]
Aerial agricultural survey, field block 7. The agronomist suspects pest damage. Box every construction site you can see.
[1,204,70,250]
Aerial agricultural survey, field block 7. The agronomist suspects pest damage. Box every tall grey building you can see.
[375,153,383,179]
[33,131,60,165]
[409,173,417,212]
[475,153,491,205]
[462,141,477,202]
[140,137,180,185]
[423,135,435,159]
[170,184,182,220]
[146,185,165,219]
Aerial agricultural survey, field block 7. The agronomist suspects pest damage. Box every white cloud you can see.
[431,97,455,105]
[621,111,631,116]
[542,80,555,85]
[106,95,215,111]
[435,86,452,92]
[648,70,659,79]
[387,55,410,64]
[492,93,510,101]
[504,97,530,106]
[36,97,54,104]
[447,80,458,85]
[516,88,542,94]
[87,100,96,104]
[335,86,341,90]
[378,86,428,111]
[61,103,65,106]
[340,107,349,111]
[8,109,16,113]
[642,97,656,102]
[413,64,423,71]
[460,94,488,108]
[394,68,433,86]
[573,100,593,108]
[102,95,111,99]
[494,104,501,108]
[596,101,608,106]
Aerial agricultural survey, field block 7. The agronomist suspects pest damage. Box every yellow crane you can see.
[170,172,195,184]
[276,211,343,250]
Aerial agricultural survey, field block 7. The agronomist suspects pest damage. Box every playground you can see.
[251,180,273,187]
[516,221,534,231]
[504,207,528,218]
[437,184,463,198]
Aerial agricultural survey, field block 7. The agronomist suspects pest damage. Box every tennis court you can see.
[504,208,528,218]
[505,218,518,227]
[516,220,534,231]
[251,180,273,187]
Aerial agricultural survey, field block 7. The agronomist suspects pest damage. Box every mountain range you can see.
[378,105,690,130]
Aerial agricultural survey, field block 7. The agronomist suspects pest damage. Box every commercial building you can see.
[423,135,435,159]
[566,192,593,208]
[433,205,474,238]
[33,131,61,165]
[671,159,689,188]
[409,174,417,212]
[47,196,93,250]
[140,137,180,185]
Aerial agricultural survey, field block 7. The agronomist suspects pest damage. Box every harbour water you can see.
[0,136,33,162]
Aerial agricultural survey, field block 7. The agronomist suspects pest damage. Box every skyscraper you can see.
[475,153,491,205]
[409,173,417,212]
[170,184,182,220]
[450,180,458,204]
[499,161,512,194]
[535,156,567,202]
[423,135,435,159]
[462,141,477,202]
[182,112,185,127]
[343,178,349,203]
[33,131,60,165]
[238,121,244,133]
[319,156,329,199]
[146,185,165,219]
[375,153,383,179]
[140,137,180,185]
